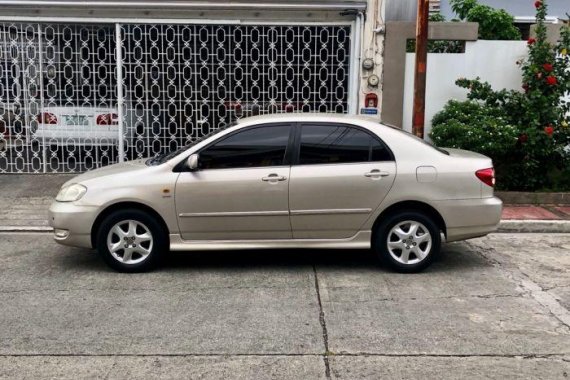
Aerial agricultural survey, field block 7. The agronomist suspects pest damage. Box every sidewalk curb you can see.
[0,226,53,233]
[1,221,570,234]
[498,220,570,233]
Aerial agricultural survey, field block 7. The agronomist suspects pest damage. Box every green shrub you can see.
[430,101,518,158]
[450,0,521,40]
[406,13,464,54]
[429,101,525,190]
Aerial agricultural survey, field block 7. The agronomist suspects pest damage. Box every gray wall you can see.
[385,0,417,21]
[0,0,367,20]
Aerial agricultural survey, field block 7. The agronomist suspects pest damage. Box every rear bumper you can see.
[48,201,99,249]
[434,197,503,242]
[33,130,119,145]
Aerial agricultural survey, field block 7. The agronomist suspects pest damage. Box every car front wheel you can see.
[96,209,167,272]
[374,211,441,273]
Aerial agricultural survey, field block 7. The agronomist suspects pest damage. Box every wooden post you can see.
[412,0,429,138]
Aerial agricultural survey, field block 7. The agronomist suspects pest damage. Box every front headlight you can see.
[56,184,87,202]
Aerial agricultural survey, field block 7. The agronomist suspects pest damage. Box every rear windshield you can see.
[386,125,449,155]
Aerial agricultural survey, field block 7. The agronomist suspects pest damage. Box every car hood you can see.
[62,159,149,187]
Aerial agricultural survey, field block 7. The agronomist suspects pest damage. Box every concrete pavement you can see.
[0,232,568,379]
[1,174,570,378]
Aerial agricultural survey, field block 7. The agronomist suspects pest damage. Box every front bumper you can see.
[434,196,503,242]
[48,201,99,248]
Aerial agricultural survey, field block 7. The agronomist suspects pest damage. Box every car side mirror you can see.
[187,154,199,171]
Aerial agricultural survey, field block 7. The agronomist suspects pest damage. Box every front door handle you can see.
[262,174,287,182]
[365,169,390,178]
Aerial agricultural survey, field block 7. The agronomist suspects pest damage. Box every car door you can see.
[175,123,293,241]
[289,123,396,239]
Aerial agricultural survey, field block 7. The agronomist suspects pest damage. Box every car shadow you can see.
[159,242,489,274]
[164,248,377,270]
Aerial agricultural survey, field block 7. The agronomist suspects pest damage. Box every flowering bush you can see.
[431,0,570,191]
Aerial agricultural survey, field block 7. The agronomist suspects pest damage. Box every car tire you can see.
[374,210,441,273]
[96,209,167,273]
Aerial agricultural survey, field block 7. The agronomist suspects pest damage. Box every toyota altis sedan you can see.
[49,114,502,273]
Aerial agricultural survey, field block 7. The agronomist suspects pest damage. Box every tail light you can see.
[476,168,495,187]
[96,113,118,125]
[224,101,240,109]
[38,112,58,125]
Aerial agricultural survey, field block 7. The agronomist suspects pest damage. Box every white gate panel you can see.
[0,23,119,173]
[120,24,351,160]
[40,24,118,172]
[0,23,43,172]
[0,22,351,172]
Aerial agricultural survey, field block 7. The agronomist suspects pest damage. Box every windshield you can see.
[146,122,237,166]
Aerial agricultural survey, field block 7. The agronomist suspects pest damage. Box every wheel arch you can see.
[371,200,447,244]
[90,201,170,249]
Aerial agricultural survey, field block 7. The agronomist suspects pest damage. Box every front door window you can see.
[199,125,291,169]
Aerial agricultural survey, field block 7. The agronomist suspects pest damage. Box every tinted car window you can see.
[199,125,291,169]
[299,124,392,165]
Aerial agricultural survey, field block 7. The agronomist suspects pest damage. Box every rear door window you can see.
[298,124,393,165]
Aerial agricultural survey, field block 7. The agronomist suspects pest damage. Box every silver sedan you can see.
[49,114,502,273]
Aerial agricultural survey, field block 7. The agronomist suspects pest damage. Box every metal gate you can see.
[0,21,351,173]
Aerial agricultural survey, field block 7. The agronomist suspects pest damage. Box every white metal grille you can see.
[0,22,351,173]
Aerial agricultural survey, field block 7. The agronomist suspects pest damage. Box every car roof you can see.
[236,112,386,126]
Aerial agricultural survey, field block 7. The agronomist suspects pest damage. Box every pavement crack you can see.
[466,241,570,330]
[312,264,331,380]
[1,353,568,359]
[0,285,311,294]
[326,352,570,359]
[542,284,570,292]
[317,289,522,302]
[102,356,118,380]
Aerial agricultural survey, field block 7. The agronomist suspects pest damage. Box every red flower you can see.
[534,0,542,8]
[527,38,536,45]
[543,63,553,72]
[522,83,529,93]
[518,133,529,143]
[546,76,557,85]
[544,125,554,136]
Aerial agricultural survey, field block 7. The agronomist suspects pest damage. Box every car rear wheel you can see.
[96,209,167,272]
[374,211,441,273]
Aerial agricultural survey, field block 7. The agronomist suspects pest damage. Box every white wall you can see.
[402,40,528,137]
[356,0,386,119]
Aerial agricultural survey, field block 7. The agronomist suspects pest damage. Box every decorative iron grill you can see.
[0,22,351,173]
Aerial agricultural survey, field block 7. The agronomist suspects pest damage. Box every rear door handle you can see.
[365,169,390,178]
[262,174,287,182]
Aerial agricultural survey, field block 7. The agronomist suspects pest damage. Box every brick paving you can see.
[501,205,563,220]
[554,206,570,217]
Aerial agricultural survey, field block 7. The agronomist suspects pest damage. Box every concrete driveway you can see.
[0,233,568,379]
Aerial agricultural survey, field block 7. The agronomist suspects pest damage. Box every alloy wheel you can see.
[106,219,153,265]
[386,220,432,265]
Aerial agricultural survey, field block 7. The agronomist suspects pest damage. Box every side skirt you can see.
[169,231,372,251]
